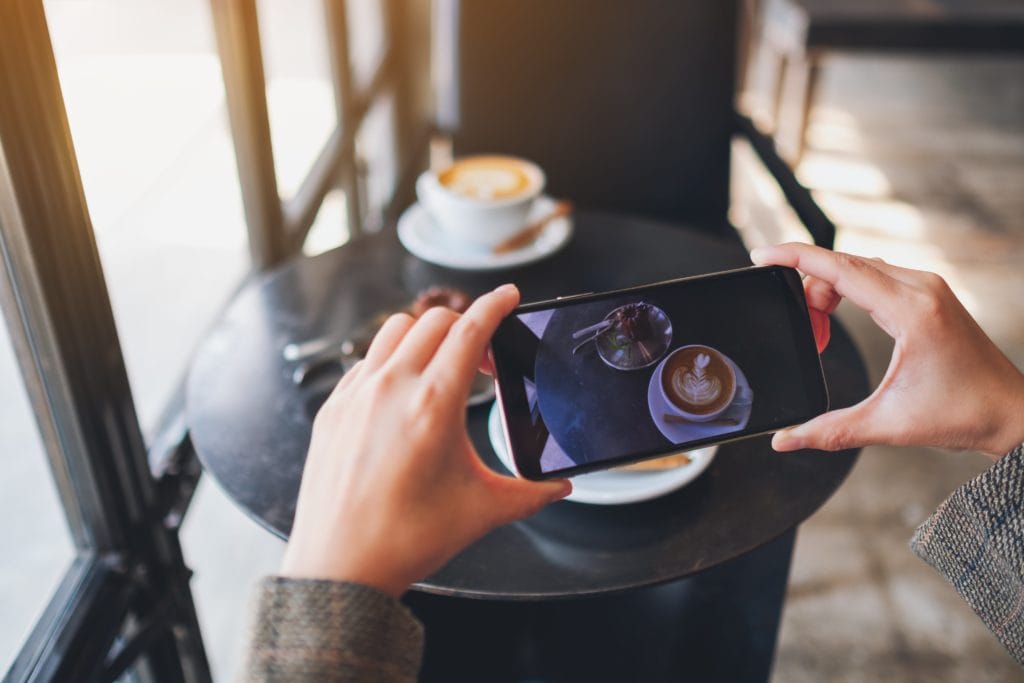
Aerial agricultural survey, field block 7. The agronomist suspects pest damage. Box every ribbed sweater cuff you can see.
[243,577,424,682]
[912,444,1024,665]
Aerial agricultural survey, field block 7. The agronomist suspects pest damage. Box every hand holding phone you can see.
[282,286,570,595]
[490,266,829,479]
[753,243,1024,458]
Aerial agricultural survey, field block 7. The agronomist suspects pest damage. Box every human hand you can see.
[280,285,571,596]
[751,243,1024,459]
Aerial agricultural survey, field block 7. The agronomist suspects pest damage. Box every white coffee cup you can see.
[416,155,545,251]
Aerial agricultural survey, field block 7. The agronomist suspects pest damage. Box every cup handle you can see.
[416,172,436,213]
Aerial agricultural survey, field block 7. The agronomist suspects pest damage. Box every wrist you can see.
[979,371,1024,460]
[280,542,409,598]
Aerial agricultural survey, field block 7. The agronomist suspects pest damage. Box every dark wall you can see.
[452,1,739,230]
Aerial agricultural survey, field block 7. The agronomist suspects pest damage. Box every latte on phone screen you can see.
[663,346,736,416]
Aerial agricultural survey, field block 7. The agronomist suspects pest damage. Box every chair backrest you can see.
[443,1,739,230]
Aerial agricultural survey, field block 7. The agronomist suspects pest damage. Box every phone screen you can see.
[491,266,829,479]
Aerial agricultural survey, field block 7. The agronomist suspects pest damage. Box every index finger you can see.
[750,243,902,334]
[425,284,520,400]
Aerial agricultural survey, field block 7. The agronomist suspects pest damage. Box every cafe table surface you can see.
[186,210,869,680]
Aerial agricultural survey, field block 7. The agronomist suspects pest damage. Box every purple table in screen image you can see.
[531,299,674,467]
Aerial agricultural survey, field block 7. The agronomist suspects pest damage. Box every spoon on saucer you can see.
[493,200,573,254]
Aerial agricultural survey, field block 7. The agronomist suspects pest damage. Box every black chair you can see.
[436,0,836,248]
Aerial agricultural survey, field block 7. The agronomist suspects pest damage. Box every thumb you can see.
[772,403,876,452]
[488,476,572,524]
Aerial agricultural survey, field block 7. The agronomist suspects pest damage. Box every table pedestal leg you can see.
[405,527,796,682]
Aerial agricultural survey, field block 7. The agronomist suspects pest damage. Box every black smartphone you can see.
[490,266,829,480]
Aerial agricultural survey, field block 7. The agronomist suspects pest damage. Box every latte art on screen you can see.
[672,353,722,406]
[661,344,736,417]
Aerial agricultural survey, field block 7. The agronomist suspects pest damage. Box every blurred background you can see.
[1,1,1021,680]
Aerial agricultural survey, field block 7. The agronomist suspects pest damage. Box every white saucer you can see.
[647,356,753,445]
[397,195,573,271]
[487,402,716,505]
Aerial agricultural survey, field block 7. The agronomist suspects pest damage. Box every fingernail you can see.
[552,480,572,500]
[772,429,803,452]
[494,283,518,296]
[749,247,768,263]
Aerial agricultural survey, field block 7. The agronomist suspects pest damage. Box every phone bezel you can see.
[491,265,830,480]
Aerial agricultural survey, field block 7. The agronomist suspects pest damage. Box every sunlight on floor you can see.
[797,155,892,199]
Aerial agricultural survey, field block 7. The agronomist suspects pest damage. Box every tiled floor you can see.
[738,54,1024,680]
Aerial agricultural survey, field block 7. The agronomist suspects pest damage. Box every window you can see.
[0,317,73,670]
[45,0,250,436]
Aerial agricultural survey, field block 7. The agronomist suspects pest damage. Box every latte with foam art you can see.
[438,156,539,200]
[672,353,722,406]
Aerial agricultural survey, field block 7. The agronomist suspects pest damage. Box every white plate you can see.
[487,402,716,505]
[397,195,573,271]
[647,355,753,444]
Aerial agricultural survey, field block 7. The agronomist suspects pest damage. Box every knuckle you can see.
[454,315,482,341]
[910,283,947,323]
[368,367,398,396]
[820,428,850,452]
[834,252,865,271]
[419,306,458,326]
[385,312,415,329]
[409,389,449,436]
[922,272,951,296]
[411,378,441,412]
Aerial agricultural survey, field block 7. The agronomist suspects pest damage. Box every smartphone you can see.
[490,266,829,480]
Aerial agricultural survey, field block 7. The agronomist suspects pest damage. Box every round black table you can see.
[186,212,869,680]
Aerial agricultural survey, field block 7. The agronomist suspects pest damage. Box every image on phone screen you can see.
[491,266,828,479]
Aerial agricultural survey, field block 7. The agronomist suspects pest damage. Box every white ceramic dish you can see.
[398,195,573,271]
[487,402,716,505]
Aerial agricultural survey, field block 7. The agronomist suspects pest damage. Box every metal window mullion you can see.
[6,556,135,682]
[0,153,98,551]
[282,123,346,247]
[378,0,413,186]
[323,0,365,238]
[210,0,288,269]
[284,34,402,248]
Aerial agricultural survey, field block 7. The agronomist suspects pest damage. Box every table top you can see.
[534,302,677,467]
[186,212,869,599]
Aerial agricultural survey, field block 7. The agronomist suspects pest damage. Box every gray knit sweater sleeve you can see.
[241,577,424,682]
[912,444,1024,665]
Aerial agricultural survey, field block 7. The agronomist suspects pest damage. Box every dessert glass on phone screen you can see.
[490,267,828,480]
